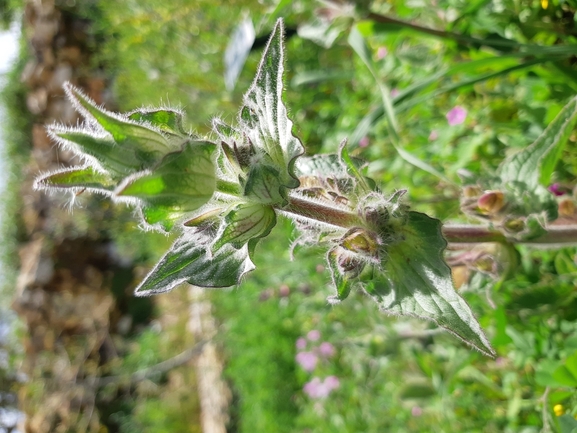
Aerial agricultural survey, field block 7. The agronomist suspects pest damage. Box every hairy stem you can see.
[281,191,577,247]
[442,223,577,245]
[279,193,360,229]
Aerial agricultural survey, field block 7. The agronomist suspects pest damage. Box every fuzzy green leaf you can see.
[244,163,284,204]
[64,82,176,157]
[239,19,304,194]
[135,229,255,296]
[128,108,186,135]
[294,153,374,198]
[363,211,495,357]
[52,129,155,177]
[296,153,356,178]
[499,96,577,189]
[115,141,217,230]
[214,203,276,250]
[34,165,115,193]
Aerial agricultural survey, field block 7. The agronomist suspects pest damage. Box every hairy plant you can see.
[35,19,577,358]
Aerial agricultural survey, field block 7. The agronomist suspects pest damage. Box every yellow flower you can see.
[541,0,548,8]
[554,404,564,416]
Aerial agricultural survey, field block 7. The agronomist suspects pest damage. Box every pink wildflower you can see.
[390,88,400,98]
[307,330,321,341]
[303,376,340,399]
[318,342,335,357]
[428,130,438,141]
[296,337,307,351]
[303,377,323,398]
[324,375,340,391]
[377,46,388,60]
[296,351,318,372]
[548,183,566,196]
[411,406,423,417]
[359,136,369,148]
[446,106,467,126]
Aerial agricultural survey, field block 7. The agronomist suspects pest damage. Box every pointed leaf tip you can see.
[63,82,174,157]
[134,229,255,296]
[499,95,577,189]
[364,211,495,357]
[239,18,304,199]
[34,165,115,194]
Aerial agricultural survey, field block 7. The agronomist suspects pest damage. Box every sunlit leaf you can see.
[244,163,284,204]
[552,365,577,387]
[239,18,304,195]
[51,128,154,177]
[128,108,187,135]
[135,228,255,296]
[64,82,176,156]
[34,165,114,193]
[499,96,577,189]
[214,203,276,250]
[363,211,495,357]
[115,141,217,230]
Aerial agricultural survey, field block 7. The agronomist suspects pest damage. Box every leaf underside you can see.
[35,165,114,193]
[116,141,217,231]
[134,228,255,296]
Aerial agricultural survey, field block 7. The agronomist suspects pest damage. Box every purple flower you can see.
[376,46,388,60]
[548,183,566,196]
[303,377,323,398]
[390,88,400,98]
[446,106,467,126]
[324,375,340,391]
[296,337,307,351]
[359,136,369,148]
[303,376,340,399]
[411,406,423,417]
[318,342,335,357]
[307,330,321,341]
[296,351,318,372]
[428,130,438,141]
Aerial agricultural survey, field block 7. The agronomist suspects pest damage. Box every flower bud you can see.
[503,217,525,233]
[559,199,576,217]
[553,404,564,417]
[337,252,362,273]
[341,228,379,256]
[477,190,505,214]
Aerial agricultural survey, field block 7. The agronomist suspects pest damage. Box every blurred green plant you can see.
[34,15,577,362]
[24,0,577,429]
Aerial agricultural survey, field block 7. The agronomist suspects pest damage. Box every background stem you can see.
[442,223,577,245]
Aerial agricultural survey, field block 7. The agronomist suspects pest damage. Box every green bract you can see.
[35,19,497,356]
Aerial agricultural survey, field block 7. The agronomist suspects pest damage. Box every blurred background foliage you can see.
[3,0,577,431]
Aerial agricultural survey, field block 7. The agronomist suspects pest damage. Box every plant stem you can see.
[282,193,577,246]
[279,193,360,229]
[442,223,577,245]
[366,12,577,55]
[442,224,507,243]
